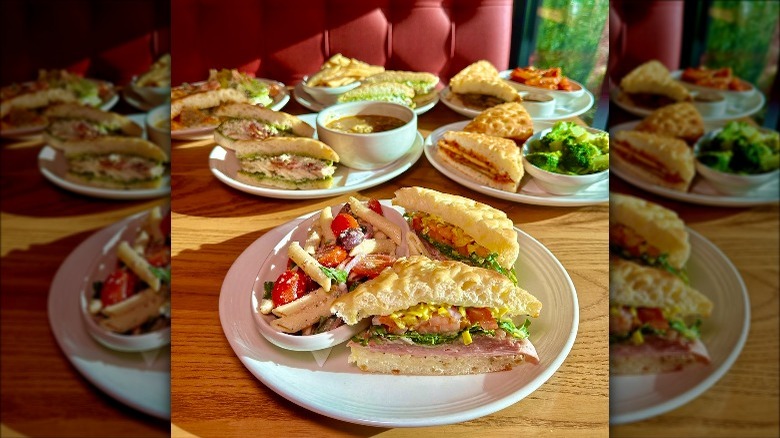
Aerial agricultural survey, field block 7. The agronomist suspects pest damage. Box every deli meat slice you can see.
[610,335,710,364]
[351,333,540,364]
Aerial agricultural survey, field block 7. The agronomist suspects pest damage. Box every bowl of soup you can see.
[145,104,171,156]
[316,101,417,170]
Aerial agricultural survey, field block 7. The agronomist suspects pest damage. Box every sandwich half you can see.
[213,103,314,148]
[232,137,339,189]
[392,186,519,282]
[43,103,143,148]
[362,71,440,95]
[612,130,695,192]
[619,60,691,109]
[337,82,416,108]
[59,137,169,189]
[635,102,704,144]
[464,101,534,144]
[436,130,524,192]
[331,256,542,375]
[449,60,521,111]
[609,193,713,374]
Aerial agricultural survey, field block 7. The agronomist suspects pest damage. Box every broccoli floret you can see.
[731,141,773,174]
[527,152,561,172]
[698,151,732,172]
[589,154,610,173]
[560,141,599,174]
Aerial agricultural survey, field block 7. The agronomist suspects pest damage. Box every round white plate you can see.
[48,211,171,420]
[609,84,765,121]
[610,228,750,424]
[610,121,780,206]
[293,81,439,115]
[438,85,594,120]
[219,206,578,427]
[424,121,609,206]
[1,80,119,138]
[209,114,423,199]
[170,78,290,140]
[37,113,170,200]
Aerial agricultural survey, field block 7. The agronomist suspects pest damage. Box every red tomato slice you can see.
[367,199,383,215]
[636,307,669,331]
[271,269,310,307]
[351,254,395,279]
[316,245,348,268]
[145,245,171,267]
[101,269,138,307]
[331,213,359,237]
[465,307,498,330]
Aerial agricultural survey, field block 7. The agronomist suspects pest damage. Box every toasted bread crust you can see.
[58,136,168,162]
[610,257,712,318]
[171,88,249,118]
[612,130,694,192]
[620,60,691,102]
[464,102,534,142]
[44,103,143,137]
[392,187,519,268]
[213,103,314,138]
[450,60,520,102]
[232,137,339,162]
[635,102,704,143]
[437,131,523,192]
[331,256,541,325]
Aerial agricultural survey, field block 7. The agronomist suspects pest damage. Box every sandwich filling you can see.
[609,223,688,282]
[47,118,124,141]
[217,118,294,141]
[454,93,508,110]
[352,302,537,363]
[437,138,516,185]
[609,305,708,363]
[237,153,336,185]
[68,153,165,186]
[404,211,517,283]
[613,137,687,185]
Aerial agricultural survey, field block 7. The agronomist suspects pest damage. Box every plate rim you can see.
[609,121,780,206]
[423,121,609,206]
[218,205,579,427]
[609,227,751,424]
[47,210,171,420]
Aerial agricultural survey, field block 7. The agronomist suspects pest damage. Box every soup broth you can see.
[327,115,405,134]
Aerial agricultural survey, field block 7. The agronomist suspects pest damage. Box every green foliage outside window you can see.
[532,0,609,94]
[703,0,779,93]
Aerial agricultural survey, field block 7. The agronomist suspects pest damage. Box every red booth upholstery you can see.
[0,0,170,86]
[171,0,514,86]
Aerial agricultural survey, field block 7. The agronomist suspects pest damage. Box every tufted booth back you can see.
[0,0,170,86]
[171,0,514,86]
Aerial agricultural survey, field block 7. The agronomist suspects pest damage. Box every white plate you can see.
[610,228,750,424]
[293,81,439,115]
[209,114,423,199]
[48,211,171,420]
[610,121,780,206]
[609,84,765,121]
[424,121,609,206]
[438,85,594,120]
[37,114,170,200]
[219,207,578,427]
[1,81,119,138]
[170,78,290,140]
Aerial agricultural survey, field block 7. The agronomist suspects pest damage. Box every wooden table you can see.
[609,178,780,437]
[0,97,171,437]
[170,98,610,437]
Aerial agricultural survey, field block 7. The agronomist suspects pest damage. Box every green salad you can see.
[525,121,609,175]
[697,121,779,174]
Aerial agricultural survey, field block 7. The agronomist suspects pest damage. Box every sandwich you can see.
[436,130,524,192]
[392,187,519,282]
[306,54,385,88]
[609,193,713,374]
[58,137,169,189]
[635,102,704,144]
[612,130,695,192]
[229,137,340,190]
[1,69,111,131]
[463,101,534,144]
[331,256,542,375]
[337,82,416,108]
[213,103,314,148]
[171,68,275,130]
[362,71,440,95]
[43,103,143,148]
[449,60,521,111]
[619,60,691,109]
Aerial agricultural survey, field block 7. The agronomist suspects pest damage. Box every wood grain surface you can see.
[169,97,610,437]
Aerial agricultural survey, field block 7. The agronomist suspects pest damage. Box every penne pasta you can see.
[347,197,402,245]
[117,241,161,292]
[288,242,331,292]
[319,207,335,244]
[349,238,396,256]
